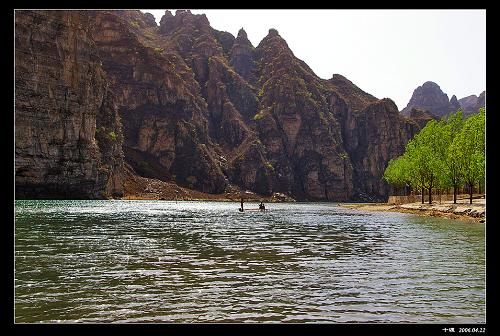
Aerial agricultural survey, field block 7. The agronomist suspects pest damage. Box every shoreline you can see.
[340,202,485,223]
[120,166,486,222]
[122,164,295,203]
[16,197,485,223]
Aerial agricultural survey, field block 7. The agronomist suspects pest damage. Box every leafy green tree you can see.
[383,155,411,195]
[440,110,464,203]
[405,120,445,204]
[450,108,485,204]
[383,108,484,205]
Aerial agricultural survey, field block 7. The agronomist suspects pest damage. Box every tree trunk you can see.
[421,187,424,204]
[428,186,432,204]
[453,186,457,204]
[469,183,473,204]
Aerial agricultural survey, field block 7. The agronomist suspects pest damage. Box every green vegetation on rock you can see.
[253,110,266,121]
[107,131,117,141]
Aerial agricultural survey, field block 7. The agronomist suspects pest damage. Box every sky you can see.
[141,9,486,110]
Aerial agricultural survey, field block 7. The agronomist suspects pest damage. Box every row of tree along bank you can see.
[383,109,485,205]
[387,193,484,205]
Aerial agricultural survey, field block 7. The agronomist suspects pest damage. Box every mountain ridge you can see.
[15,9,423,201]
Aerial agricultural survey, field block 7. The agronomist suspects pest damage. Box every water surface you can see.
[15,200,485,323]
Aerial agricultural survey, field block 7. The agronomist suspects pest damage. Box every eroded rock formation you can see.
[15,10,124,199]
[15,10,425,201]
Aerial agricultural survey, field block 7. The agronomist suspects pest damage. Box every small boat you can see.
[238,208,266,212]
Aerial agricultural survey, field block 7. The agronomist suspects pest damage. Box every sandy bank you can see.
[341,199,485,223]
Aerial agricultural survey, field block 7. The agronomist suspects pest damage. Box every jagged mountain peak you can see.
[402,80,484,118]
[175,9,191,15]
[237,28,248,39]
[268,28,279,37]
[159,9,211,35]
[450,94,460,109]
[230,27,256,83]
[234,28,253,47]
[160,9,174,22]
[401,81,455,117]
[258,28,288,48]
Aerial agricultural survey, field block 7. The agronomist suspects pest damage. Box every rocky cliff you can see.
[336,96,418,201]
[408,108,439,129]
[15,10,124,199]
[15,10,423,201]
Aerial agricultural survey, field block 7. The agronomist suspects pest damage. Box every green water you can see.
[14,200,485,323]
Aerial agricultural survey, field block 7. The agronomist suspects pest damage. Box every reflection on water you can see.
[15,200,485,323]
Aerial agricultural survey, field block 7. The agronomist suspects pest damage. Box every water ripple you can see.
[15,200,485,323]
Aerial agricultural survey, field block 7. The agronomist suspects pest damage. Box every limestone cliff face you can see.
[15,10,124,199]
[158,10,270,194]
[89,10,227,193]
[401,81,459,117]
[16,9,424,201]
[343,99,418,200]
[94,90,125,197]
[252,29,355,200]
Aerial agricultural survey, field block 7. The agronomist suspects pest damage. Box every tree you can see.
[383,108,484,206]
[454,108,486,204]
[383,155,412,196]
[441,110,464,203]
[450,108,485,204]
[404,120,445,204]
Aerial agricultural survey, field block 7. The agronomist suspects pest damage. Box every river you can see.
[14,200,485,323]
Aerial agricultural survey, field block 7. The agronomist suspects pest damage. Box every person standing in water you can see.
[239,197,244,212]
[259,201,266,211]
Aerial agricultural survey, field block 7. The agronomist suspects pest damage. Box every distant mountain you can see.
[401,81,485,118]
[401,81,461,118]
[458,91,486,117]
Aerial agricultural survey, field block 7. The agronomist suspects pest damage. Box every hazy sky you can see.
[141,9,486,110]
